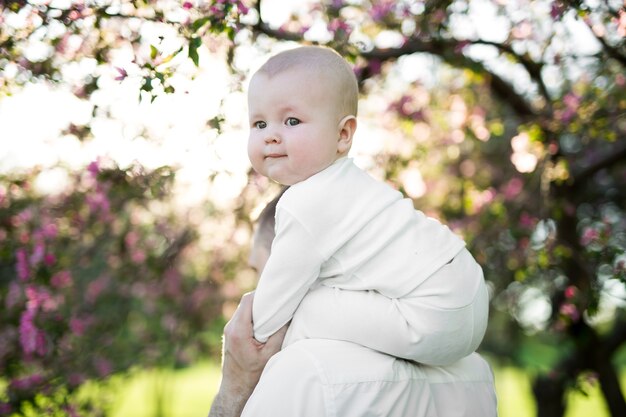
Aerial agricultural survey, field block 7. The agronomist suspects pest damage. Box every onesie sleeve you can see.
[252,208,326,343]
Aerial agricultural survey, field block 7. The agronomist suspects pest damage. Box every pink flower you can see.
[328,18,352,37]
[94,357,113,377]
[41,222,58,239]
[503,177,524,200]
[131,250,146,263]
[87,160,100,177]
[369,0,395,21]
[6,282,22,310]
[29,242,45,266]
[114,66,128,81]
[70,317,88,336]
[43,253,56,267]
[519,212,536,230]
[564,285,577,299]
[87,276,108,303]
[86,190,111,216]
[51,270,72,288]
[10,374,44,391]
[19,308,46,355]
[235,0,249,15]
[560,302,580,322]
[0,403,12,414]
[182,1,193,9]
[16,248,29,281]
[580,226,599,246]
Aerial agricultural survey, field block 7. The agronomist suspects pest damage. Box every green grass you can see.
[494,366,626,417]
[104,362,623,417]
[109,362,220,417]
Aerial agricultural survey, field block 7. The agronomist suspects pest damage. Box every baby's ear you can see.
[337,115,357,154]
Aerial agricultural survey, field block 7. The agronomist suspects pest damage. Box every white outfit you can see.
[241,339,498,417]
[253,157,488,365]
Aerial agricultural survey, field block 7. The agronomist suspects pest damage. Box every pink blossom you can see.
[550,2,565,20]
[26,285,57,312]
[131,249,147,263]
[86,190,111,216]
[503,177,524,200]
[563,92,580,110]
[560,302,580,322]
[87,276,108,303]
[564,285,577,299]
[64,405,81,417]
[41,222,58,239]
[94,357,113,377]
[51,270,72,288]
[44,253,56,267]
[16,248,29,281]
[87,160,100,177]
[519,212,536,229]
[235,0,249,15]
[369,0,395,21]
[559,92,580,122]
[328,18,352,36]
[580,226,599,246]
[125,231,140,247]
[114,67,128,81]
[68,373,86,387]
[19,309,46,356]
[70,317,88,336]
[10,374,44,391]
[29,242,45,266]
[182,1,193,9]
[6,282,22,310]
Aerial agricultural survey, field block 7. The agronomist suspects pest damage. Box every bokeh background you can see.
[1,0,625,416]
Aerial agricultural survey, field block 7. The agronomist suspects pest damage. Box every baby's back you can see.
[279,158,465,298]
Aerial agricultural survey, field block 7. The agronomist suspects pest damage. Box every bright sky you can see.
[0,0,399,209]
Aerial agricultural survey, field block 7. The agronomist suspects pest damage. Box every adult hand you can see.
[209,292,288,417]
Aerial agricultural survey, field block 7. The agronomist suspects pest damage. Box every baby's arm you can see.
[252,211,325,343]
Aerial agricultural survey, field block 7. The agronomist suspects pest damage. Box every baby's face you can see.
[247,68,345,185]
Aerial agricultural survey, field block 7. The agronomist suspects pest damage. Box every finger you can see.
[224,292,256,340]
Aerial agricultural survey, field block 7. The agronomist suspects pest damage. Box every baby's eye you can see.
[285,117,301,127]
[254,121,267,129]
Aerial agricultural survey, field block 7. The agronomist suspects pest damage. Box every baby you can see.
[247,46,489,366]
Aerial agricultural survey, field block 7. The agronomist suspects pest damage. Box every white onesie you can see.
[253,157,488,365]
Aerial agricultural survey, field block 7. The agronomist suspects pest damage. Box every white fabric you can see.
[241,339,498,417]
[283,248,489,365]
[253,157,478,364]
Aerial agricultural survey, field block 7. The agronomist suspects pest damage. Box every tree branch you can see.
[564,0,626,67]
[362,38,540,119]
[569,140,626,189]
[472,39,552,105]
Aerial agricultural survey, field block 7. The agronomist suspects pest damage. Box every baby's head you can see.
[247,46,359,185]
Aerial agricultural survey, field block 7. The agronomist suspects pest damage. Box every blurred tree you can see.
[1,0,625,416]
[0,160,229,415]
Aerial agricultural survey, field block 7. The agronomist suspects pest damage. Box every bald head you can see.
[253,46,359,118]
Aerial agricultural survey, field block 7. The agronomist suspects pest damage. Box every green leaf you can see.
[150,45,158,60]
[191,17,211,33]
[189,37,202,66]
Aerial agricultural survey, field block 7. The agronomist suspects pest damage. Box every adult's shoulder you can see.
[242,339,435,417]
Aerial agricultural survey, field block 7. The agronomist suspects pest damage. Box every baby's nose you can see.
[264,130,281,143]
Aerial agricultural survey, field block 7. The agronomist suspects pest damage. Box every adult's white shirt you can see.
[241,339,497,417]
